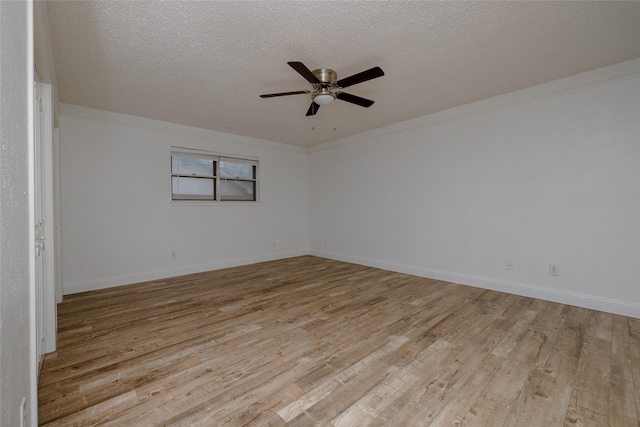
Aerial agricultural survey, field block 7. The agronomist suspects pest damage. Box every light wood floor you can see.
[39,256,639,426]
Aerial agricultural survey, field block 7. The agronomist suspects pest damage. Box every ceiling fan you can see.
[260,62,384,116]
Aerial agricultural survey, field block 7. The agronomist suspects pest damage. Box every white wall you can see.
[60,106,309,294]
[34,0,60,125]
[60,59,640,318]
[0,1,35,425]
[308,60,640,318]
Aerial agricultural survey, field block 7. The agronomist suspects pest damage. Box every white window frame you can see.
[171,149,259,204]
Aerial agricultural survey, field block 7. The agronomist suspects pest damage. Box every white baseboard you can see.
[63,250,309,295]
[309,250,640,319]
[64,249,639,319]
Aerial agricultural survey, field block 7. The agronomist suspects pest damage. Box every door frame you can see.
[35,81,57,355]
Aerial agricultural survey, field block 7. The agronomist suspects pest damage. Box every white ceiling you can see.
[46,1,640,147]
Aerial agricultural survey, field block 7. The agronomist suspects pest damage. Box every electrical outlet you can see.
[506,260,513,271]
[549,264,560,276]
[171,251,177,259]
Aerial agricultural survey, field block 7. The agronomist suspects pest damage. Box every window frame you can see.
[170,149,259,204]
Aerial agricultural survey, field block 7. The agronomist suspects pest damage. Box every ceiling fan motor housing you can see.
[313,68,337,84]
[312,68,338,105]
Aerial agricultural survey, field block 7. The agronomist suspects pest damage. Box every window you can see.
[219,159,258,201]
[171,151,258,202]
[171,154,216,200]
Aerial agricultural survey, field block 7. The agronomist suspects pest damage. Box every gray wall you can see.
[308,61,640,318]
[0,1,33,425]
[59,106,309,294]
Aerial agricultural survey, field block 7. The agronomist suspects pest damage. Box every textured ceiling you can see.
[46,1,640,147]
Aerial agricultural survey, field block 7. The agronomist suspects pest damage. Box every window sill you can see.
[170,200,263,207]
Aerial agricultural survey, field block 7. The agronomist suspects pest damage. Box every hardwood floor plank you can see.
[564,310,613,426]
[629,317,640,426]
[499,304,584,427]
[38,256,639,426]
[347,291,522,425]
[609,315,639,426]
[444,299,555,426]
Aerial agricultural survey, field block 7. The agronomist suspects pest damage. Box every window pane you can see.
[219,161,255,179]
[220,179,256,201]
[172,176,214,200]
[172,156,215,176]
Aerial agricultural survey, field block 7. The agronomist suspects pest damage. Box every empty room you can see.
[2,1,639,426]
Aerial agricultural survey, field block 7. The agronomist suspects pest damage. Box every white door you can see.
[33,81,56,368]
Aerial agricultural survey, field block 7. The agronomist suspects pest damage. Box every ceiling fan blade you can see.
[288,62,321,84]
[336,92,375,108]
[306,102,320,116]
[336,66,384,88]
[260,90,310,98]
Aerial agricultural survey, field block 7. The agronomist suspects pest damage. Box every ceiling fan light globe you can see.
[313,93,335,106]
